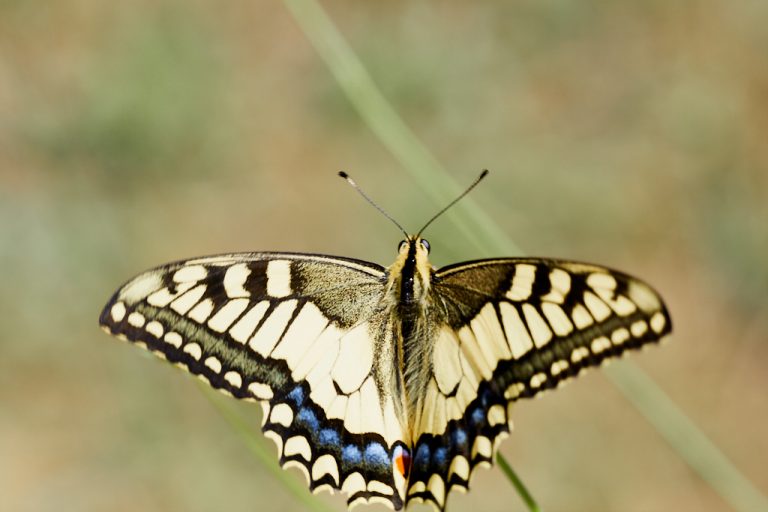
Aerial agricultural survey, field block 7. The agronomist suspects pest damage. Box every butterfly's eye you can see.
[398,240,408,252]
[420,239,431,253]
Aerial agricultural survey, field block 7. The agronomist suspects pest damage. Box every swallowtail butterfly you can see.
[100,172,671,510]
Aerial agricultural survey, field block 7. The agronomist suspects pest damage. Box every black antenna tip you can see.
[415,169,490,236]
[338,171,409,236]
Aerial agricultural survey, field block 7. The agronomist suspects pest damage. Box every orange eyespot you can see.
[393,445,412,478]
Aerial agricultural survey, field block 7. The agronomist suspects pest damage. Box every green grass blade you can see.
[282,0,521,258]
[281,1,768,511]
[497,453,542,512]
[198,383,337,512]
[605,363,768,512]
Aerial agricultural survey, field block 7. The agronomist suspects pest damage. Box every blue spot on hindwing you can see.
[364,443,389,467]
[471,406,485,425]
[296,407,319,431]
[287,386,305,406]
[414,443,430,471]
[433,447,448,470]
[319,428,340,447]
[452,428,468,448]
[480,388,491,407]
[342,444,362,465]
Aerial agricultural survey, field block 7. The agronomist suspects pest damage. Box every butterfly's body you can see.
[101,236,671,510]
[386,238,438,433]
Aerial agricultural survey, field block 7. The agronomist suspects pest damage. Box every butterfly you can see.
[99,172,671,511]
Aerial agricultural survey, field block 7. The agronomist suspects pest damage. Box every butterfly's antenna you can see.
[417,169,489,236]
[339,172,409,238]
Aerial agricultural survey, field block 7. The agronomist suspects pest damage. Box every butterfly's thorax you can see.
[384,237,439,431]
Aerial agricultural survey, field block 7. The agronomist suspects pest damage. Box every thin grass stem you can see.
[605,363,768,512]
[497,454,542,512]
[199,383,337,512]
[282,0,521,257]
[280,1,768,511]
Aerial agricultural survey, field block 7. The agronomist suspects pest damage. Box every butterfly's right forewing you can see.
[436,258,671,399]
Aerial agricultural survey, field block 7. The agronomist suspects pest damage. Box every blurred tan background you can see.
[1,1,767,511]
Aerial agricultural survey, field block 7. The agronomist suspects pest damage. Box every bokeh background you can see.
[2,1,767,511]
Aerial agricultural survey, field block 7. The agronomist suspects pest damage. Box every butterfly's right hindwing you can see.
[99,253,410,510]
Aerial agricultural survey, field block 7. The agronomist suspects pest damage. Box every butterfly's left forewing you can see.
[405,258,672,508]
[99,253,410,510]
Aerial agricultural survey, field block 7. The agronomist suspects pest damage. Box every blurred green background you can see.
[2,1,767,511]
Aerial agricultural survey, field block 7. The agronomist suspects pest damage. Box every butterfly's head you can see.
[397,236,430,256]
[396,237,432,275]
[387,236,434,304]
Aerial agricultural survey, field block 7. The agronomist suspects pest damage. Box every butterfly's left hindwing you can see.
[99,253,411,510]
[404,258,672,508]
